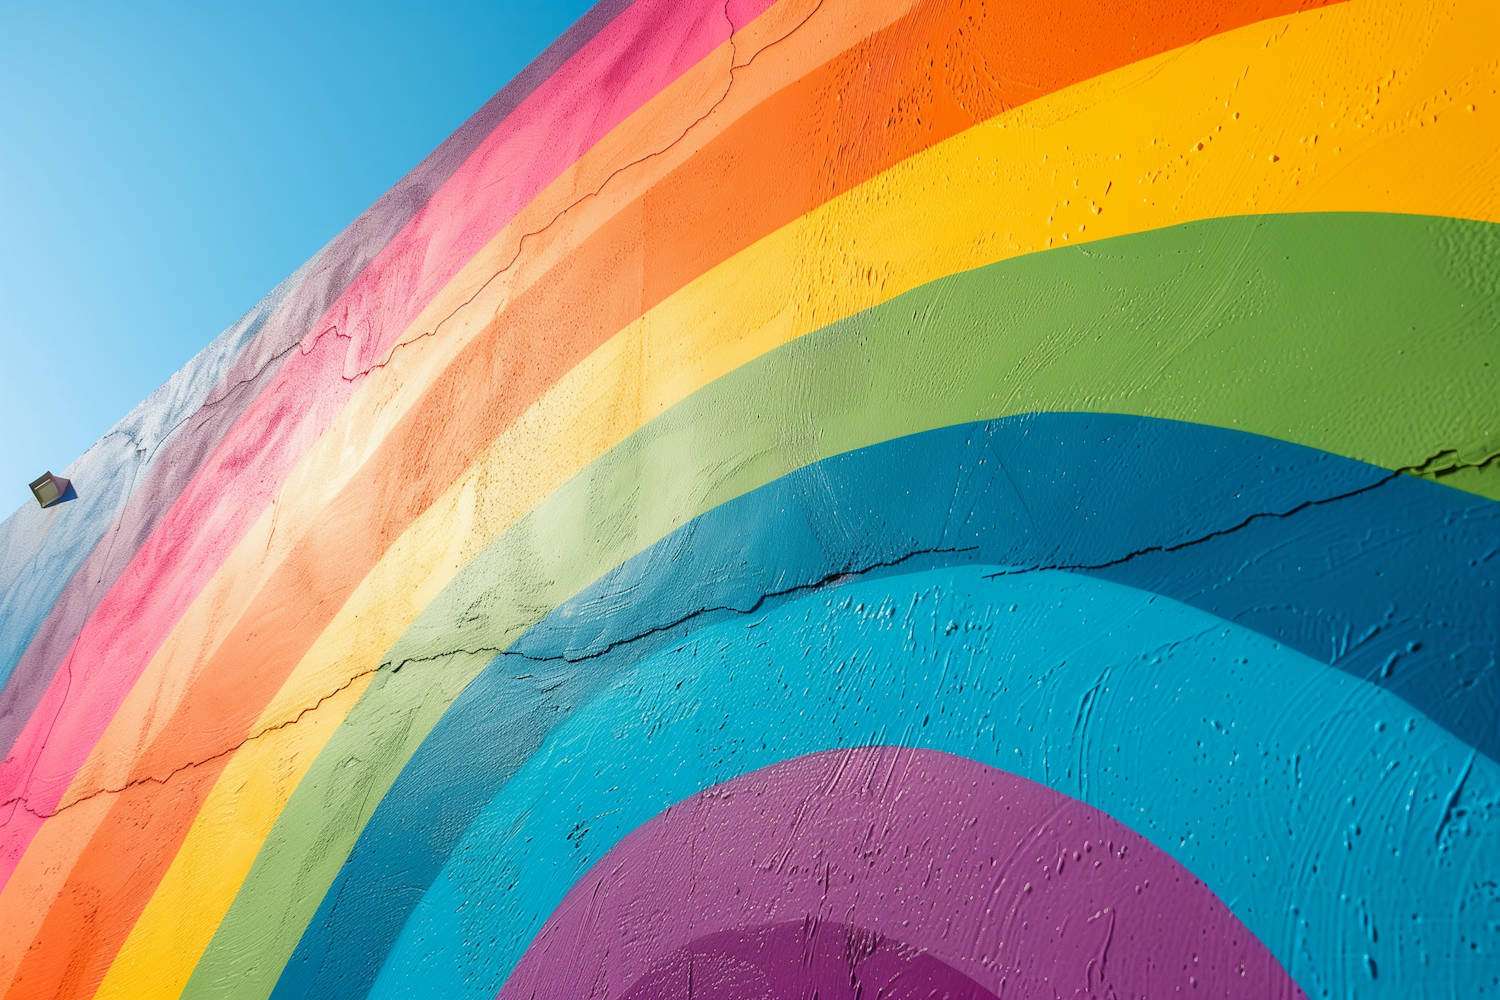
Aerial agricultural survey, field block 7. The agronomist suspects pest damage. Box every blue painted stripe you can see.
[275,412,1497,1000]
[373,567,1500,1000]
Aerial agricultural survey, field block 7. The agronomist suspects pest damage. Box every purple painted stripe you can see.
[620,921,999,1000]
[499,747,1306,1000]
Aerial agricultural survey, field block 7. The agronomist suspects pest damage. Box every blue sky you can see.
[0,0,596,508]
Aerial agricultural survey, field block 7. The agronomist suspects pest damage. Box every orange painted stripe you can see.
[3,3,1346,997]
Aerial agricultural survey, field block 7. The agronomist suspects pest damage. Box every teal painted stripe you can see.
[254,212,1497,1000]
[378,568,1499,1000]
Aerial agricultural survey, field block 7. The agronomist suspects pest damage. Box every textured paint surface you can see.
[0,1,1495,999]
[499,747,1305,999]
[384,567,1493,1000]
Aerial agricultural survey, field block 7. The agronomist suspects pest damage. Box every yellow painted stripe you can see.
[96,1,1500,996]
[83,679,370,999]
[68,0,852,813]
[82,1,921,996]
[1,0,832,986]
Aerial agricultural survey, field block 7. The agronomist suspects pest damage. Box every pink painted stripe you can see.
[0,0,776,887]
[501,747,1306,1000]
[0,0,639,773]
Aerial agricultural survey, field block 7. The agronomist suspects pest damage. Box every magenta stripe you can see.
[0,0,642,768]
[499,747,1306,1000]
[0,0,774,888]
[0,0,642,779]
[322,0,774,376]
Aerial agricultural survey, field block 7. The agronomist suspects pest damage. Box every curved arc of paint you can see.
[24,5,933,999]
[0,3,786,995]
[197,7,1500,981]
[377,210,1493,766]
[198,0,1500,835]
[293,408,1494,1000]
[246,208,1496,1000]
[378,204,1495,679]
[0,0,763,833]
[71,0,867,825]
[45,0,835,895]
[0,3,911,991]
[96,0,1359,824]
[500,747,1305,1000]
[0,1,1488,1000]
[0,0,646,767]
[149,0,1374,848]
[0,269,285,694]
[505,412,1496,748]
[370,567,1498,1000]
[615,919,1005,1000]
[313,0,778,379]
[8,1,1488,995]
[58,1,1410,995]
[0,7,774,989]
[85,0,1440,863]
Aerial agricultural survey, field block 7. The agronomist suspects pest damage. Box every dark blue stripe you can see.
[274,412,1496,1000]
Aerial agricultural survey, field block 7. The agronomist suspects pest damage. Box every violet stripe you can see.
[499,747,1305,1000]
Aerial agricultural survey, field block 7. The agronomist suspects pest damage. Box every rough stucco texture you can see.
[0,1,1496,998]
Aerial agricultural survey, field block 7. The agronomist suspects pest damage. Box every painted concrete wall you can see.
[0,1,1496,998]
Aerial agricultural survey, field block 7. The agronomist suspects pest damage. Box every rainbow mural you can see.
[0,0,1496,997]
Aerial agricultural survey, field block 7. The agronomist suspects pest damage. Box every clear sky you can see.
[0,0,597,509]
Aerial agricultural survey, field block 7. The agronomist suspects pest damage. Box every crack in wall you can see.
[1403,447,1500,483]
[983,470,1406,580]
[0,4,832,837]
[192,336,306,421]
[335,0,826,386]
[3,445,1467,826]
[80,323,304,504]
[0,333,319,831]
[0,2,826,700]
[12,0,1490,849]
[386,540,982,675]
[2,436,1483,833]
[1,666,378,823]
[981,442,1499,585]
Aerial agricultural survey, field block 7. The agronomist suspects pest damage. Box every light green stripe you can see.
[188,211,1499,1000]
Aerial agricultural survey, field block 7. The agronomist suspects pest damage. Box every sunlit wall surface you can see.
[0,2,1496,998]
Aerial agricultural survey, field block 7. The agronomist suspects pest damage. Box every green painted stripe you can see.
[190,211,1499,1000]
